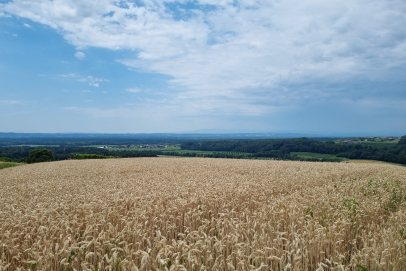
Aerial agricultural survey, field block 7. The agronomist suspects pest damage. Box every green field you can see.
[291,152,348,161]
[164,150,343,160]
[0,162,22,170]
[163,149,247,153]
[159,150,253,158]
[87,145,251,156]
[87,146,344,160]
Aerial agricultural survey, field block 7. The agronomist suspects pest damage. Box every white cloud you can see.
[2,0,406,116]
[23,23,31,28]
[60,73,75,77]
[60,74,108,87]
[82,89,92,93]
[0,11,10,17]
[126,87,148,93]
[74,51,85,59]
[102,91,107,94]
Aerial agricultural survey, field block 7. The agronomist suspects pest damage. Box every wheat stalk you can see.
[1,158,405,270]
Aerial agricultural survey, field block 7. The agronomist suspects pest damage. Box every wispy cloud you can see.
[74,51,85,60]
[60,74,76,78]
[125,87,149,93]
[60,74,109,87]
[23,23,31,28]
[0,11,10,17]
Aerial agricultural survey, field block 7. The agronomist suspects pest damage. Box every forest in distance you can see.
[0,134,405,165]
[180,136,406,164]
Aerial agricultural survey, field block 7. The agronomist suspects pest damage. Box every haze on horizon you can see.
[1,0,406,135]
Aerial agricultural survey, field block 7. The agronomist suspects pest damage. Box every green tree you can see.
[27,149,54,163]
[0,157,14,162]
[399,135,406,145]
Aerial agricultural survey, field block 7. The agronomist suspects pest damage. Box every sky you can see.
[0,0,406,135]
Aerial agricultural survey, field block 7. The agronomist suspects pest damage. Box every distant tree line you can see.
[70,153,120,159]
[158,151,341,162]
[0,146,157,162]
[181,136,406,164]
[181,138,340,153]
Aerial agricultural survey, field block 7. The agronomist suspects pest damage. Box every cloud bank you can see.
[1,0,406,124]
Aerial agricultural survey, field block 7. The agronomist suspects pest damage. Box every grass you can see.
[291,152,348,161]
[1,158,406,270]
[0,162,22,169]
[86,145,250,155]
[164,149,248,154]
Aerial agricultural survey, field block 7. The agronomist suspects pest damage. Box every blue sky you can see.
[1,0,406,135]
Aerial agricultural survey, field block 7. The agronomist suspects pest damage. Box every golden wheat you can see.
[1,158,406,270]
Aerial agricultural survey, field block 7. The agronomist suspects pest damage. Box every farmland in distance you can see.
[1,158,406,270]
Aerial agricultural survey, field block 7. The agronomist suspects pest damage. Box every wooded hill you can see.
[181,136,406,164]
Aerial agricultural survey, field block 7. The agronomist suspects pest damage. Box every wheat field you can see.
[1,158,406,271]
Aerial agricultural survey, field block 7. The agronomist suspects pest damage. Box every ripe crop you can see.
[1,158,406,270]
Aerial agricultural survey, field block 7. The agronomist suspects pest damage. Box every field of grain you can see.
[1,158,406,271]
